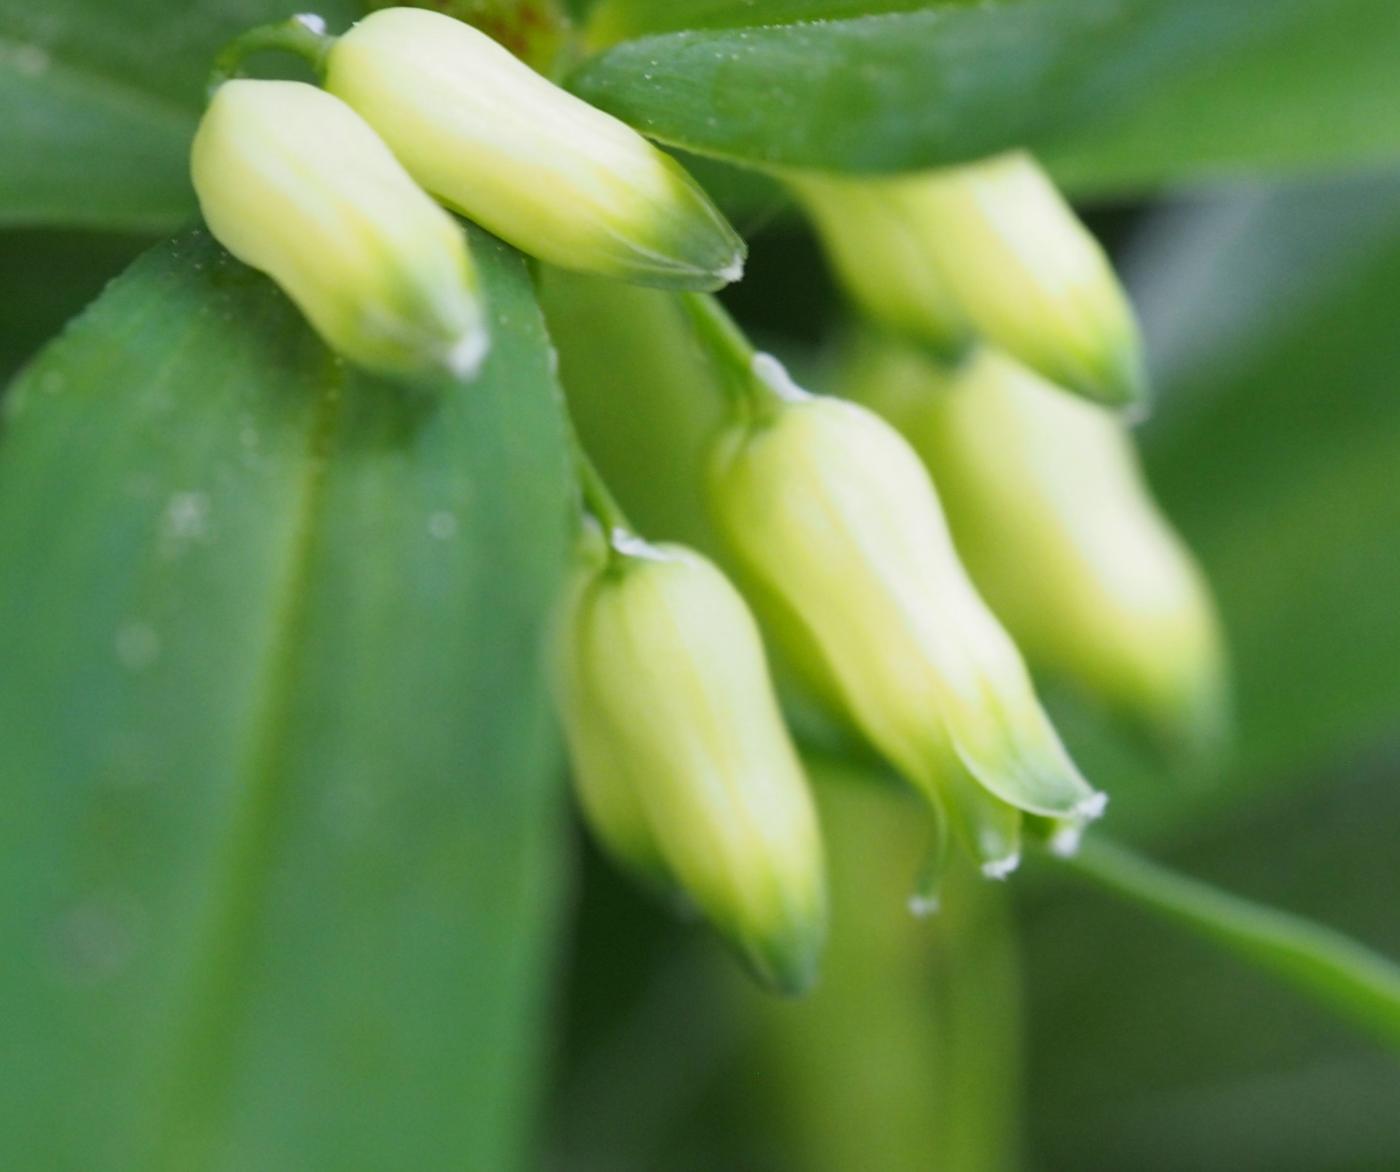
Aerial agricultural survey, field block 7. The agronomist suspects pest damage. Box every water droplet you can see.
[427,510,458,540]
[115,622,160,671]
[6,42,50,78]
[161,491,210,548]
[48,893,144,986]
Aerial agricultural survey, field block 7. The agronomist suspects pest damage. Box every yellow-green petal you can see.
[191,79,487,380]
[325,8,745,290]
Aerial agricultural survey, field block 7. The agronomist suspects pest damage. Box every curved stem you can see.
[678,293,781,424]
[570,431,631,540]
[207,14,338,101]
[1051,836,1400,1051]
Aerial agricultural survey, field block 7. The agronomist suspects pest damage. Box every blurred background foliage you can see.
[1,0,1398,1169]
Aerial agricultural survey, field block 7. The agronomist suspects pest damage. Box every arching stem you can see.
[207,14,338,101]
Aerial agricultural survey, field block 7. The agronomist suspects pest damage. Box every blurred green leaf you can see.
[0,228,572,1170]
[0,230,152,382]
[584,0,970,42]
[1024,757,1400,1172]
[0,0,357,231]
[570,0,1400,193]
[1086,174,1400,834]
[1055,839,1400,1051]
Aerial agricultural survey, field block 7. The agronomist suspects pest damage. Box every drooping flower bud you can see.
[854,342,1227,754]
[789,152,1145,408]
[325,7,745,290]
[788,177,973,363]
[191,79,488,380]
[554,527,827,992]
[707,353,1104,873]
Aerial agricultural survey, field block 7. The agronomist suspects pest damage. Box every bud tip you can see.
[1075,791,1109,821]
[445,330,490,381]
[907,892,942,918]
[1049,822,1085,858]
[981,851,1022,881]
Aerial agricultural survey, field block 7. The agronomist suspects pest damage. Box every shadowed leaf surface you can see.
[0,226,573,1170]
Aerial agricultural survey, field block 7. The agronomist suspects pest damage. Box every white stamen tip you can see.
[981,852,1021,881]
[907,893,941,919]
[751,352,811,403]
[1075,791,1109,821]
[445,330,489,380]
[1049,823,1085,858]
[294,12,327,33]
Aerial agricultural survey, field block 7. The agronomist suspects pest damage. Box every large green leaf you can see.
[0,227,572,1170]
[0,0,357,230]
[584,0,965,41]
[1070,174,1400,835]
[570,0,1400,193]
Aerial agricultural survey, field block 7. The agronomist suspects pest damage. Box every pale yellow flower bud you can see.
[191,79,487,380]
[554,531,826,992]
[788,176,973,362]
[325,8,745,289]
[790,152,1144,407]
[861,343,1227,752]
[707,356,1104,872]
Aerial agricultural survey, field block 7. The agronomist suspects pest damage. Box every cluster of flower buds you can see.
[790,152,1145,409]
[554,522,827,993]
[191,6,1227,993]
[192,78,490,380]
[191,8,744,380]
[704,346,1106,882]
[848,340,1227,755]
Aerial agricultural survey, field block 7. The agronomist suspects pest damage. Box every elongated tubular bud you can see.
[325,8,745,290]
[707,359,1103,867]
[790,152,1145,408]
[860,343,1227,753]
[788,176,973,363]
[191,79,488,380]
[554,534,827,992]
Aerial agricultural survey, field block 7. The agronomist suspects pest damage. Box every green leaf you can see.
[0,230,152,382]
[1053,839,1400,1052]
[569,0,1400,193]
[0,228,573,1169]
[1085,174,1400,833]
[1023,764,1400,1170]
[584,0,966,42]
[0,0,358,231]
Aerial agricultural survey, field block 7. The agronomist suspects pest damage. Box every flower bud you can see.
[789,152,1144,408]
[325,8,745,290]
[859,343,1227,753]
[788,177,973,363]
[707,356,1104,871]
[191,79,488,380]
[554,530,826,992]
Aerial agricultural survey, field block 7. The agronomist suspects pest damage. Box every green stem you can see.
[1053,837,1400,1051]
[208,15,338,100]
[570,432,631,540]
[678,293,780,423]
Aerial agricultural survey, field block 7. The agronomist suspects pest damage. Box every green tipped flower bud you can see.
[858,343,1227,754]
[707,355,1104,873]
[554,528,826,993]
[191,79,488,380]
[325,7,745,290]
[790,152,1145,408]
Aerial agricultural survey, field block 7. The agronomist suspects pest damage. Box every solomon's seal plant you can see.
[4,1,1399,1168]
[192,76,489,379]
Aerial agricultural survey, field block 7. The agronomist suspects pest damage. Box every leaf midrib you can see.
[141,351,347,1171]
